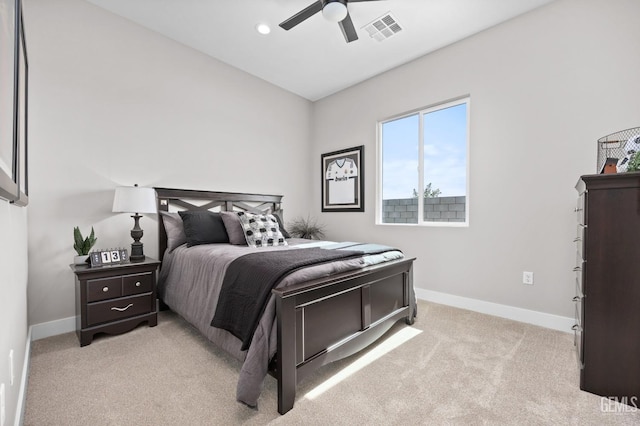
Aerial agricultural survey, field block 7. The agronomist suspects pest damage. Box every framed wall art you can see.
[321,145,364,212]
[12,3,28,206]
[0,0,18,202]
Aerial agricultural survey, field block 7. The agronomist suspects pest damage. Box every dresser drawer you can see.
[572,322,584,369]
[86,293,153,326]
[574,225,585,261]
[87,277,122,302]
[574,297,583,328]
[576,192,585,226]
[122,272,152,296]
[574,276,584,299]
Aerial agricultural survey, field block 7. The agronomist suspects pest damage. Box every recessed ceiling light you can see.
[255,23,271,35]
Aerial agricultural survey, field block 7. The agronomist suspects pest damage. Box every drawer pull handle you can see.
[574,207,583,212]
[573,267,581,272]
[135,282,141,287]
[102,287,109,292]
[111,304,133,312]
[572,296,583,302]
[571,324,580,331]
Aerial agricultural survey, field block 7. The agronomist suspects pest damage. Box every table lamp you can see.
[112,184,157,262]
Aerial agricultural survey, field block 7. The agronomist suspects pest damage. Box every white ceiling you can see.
[86,0,555,101]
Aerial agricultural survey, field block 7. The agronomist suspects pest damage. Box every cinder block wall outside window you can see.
[382,197,466,223]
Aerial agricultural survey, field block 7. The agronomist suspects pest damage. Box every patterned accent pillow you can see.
[236,211,288,248]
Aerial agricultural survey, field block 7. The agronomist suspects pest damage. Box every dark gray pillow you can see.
[159,211,187,252]
[220,211,248,245]
[178,211,229,247]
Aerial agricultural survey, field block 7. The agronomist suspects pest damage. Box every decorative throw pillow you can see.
[220,211,248,245]
[273,212,291,239]
[178,211,229,247]
[236,211,288,248]
[159,211,187,253]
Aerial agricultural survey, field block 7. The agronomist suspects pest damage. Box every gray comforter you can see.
[157,239,404,407]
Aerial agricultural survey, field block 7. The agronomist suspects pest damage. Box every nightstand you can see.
[71,258,161,346]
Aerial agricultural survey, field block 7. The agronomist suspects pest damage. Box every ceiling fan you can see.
[279,0,382,43]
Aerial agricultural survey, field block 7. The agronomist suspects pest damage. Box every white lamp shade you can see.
[322,2,348,23]
[112,186,157,214]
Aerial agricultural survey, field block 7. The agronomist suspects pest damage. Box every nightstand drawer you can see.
[86,293,153,326]
[122,272,152,296]
[87,277,123,302]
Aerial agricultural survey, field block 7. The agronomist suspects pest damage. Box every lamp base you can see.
[130,241,145,262]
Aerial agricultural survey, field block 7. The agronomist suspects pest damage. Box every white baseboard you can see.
[415,288,575,333]
[30,316,76,341]
[14,327,31,426]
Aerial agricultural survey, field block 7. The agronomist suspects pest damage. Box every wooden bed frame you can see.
[154,188,416,414]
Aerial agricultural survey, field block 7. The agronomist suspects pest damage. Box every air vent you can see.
[362,12,402,42]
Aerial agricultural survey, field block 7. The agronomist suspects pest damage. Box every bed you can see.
[154,188,416,414]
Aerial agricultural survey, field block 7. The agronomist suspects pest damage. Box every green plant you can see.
[626,151,640,172]
[73,226,97,256]
[288,215,326,240]
[412,182,442,198]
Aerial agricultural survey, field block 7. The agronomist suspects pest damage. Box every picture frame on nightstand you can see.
[89,248,128,267]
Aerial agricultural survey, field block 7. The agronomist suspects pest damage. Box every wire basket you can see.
[597,127,640,173]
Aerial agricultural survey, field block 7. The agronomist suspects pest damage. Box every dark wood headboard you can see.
[154,188,284,261]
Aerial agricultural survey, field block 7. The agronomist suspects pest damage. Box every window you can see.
[378,97,469,225]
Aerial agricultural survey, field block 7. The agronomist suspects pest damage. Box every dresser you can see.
[71,258,161,346]
[574,172,640,403]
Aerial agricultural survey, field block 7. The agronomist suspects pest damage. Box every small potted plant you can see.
[73,226,97,264]
[288,215,326,240]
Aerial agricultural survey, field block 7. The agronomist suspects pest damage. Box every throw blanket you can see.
[211,243,398,350]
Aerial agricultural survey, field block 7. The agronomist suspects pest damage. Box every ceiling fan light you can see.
[322,2,348,23]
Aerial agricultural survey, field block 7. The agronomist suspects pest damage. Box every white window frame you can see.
[376,96,470,227]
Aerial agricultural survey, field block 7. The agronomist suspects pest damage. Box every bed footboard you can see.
[272,257,415,414]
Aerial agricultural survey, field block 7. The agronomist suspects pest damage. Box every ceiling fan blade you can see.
[339,13,358,43]
[279,1,323,30]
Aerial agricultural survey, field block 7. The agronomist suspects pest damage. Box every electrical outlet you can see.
[1,382,5,426]
[8,350,13,386]
[523,271,534,285]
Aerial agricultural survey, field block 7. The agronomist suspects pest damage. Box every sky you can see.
[381,102,467,200]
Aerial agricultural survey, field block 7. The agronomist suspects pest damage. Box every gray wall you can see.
[23,0,313,326]
[312,0,640,318]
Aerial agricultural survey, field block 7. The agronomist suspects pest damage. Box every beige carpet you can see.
[24,300,639,425]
